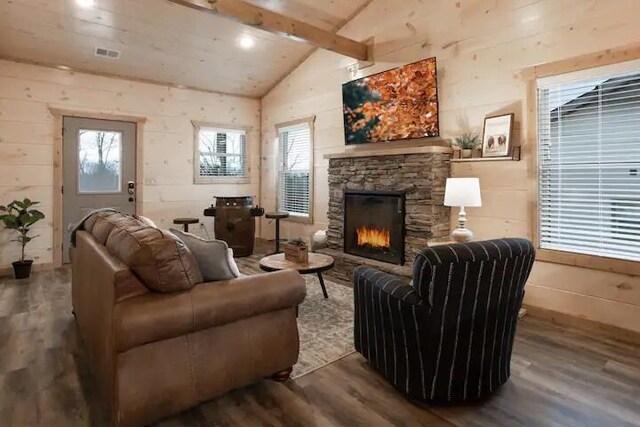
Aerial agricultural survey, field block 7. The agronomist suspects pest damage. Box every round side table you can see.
[259,252,334,299]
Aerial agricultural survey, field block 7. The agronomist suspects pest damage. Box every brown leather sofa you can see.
[71,212,306,426]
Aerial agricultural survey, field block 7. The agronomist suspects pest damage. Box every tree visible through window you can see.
[78,130,122,193]
[195,125,247,183]
[277,119,313,219]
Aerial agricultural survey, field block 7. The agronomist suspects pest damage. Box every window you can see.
[537,64,640,262]
[194,123,248,183]
[77,129,122,193]
[276,118,314,221]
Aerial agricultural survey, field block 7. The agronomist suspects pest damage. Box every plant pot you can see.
[461,149,473,158]
[282,242,309,263]
[12,260,33,279]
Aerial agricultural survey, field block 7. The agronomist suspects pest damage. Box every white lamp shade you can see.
[444,178,482,207]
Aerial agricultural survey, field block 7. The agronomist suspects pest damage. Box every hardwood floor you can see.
[1,241,640,426]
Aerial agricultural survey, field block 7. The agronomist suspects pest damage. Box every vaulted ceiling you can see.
[0,0,370,97]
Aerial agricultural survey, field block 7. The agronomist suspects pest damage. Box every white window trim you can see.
[275,116,315,224]
[192,121,251,184]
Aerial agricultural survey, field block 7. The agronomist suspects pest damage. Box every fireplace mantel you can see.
[323,141,452,160]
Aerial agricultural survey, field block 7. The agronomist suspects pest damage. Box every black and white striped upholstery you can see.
[353,238,535,403]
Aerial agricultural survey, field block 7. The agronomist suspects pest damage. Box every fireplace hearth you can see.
[344,190,405,265]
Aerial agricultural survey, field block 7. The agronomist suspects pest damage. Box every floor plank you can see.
[0,240,639,426]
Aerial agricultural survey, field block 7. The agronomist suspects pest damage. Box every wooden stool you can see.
[173,217,199,232]
[265,212,289,253]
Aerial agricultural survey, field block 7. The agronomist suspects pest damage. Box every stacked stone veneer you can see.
[326,152,451,268]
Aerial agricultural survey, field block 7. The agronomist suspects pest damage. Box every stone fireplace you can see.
[320,146,451,281]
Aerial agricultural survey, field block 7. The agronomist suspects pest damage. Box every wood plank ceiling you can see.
[0,0,370,97]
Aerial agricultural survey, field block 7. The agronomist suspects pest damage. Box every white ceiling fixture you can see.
[238,35,255,50]
[76,0,95,8]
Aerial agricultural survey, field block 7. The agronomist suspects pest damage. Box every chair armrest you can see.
[353,266,421,305]
[353,267,424,373]
[114,269,306,352]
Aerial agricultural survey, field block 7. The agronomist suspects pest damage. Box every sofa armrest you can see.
[114,269,306,352]
[191,269,306,330]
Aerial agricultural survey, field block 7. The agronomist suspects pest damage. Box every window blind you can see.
[197,126,247,182]
[277,122,312,217]
[538,69,640,261]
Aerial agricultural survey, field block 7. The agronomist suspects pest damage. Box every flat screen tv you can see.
[342,57,439,145]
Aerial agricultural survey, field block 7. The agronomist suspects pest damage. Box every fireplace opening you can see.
[344,190,405,265]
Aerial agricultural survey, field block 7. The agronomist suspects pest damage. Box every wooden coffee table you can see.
[259,253,334,299]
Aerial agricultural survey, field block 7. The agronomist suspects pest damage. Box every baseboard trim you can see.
[0,262,56,278]
[524,305,640,346]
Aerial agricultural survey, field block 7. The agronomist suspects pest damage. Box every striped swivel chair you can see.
[353,238,535,403]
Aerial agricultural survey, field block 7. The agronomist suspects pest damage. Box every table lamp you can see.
[444,177,482,243]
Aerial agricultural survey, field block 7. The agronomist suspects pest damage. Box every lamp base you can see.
[451,227,474,243]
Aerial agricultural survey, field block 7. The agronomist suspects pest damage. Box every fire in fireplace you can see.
[356,226,390,248]
[344,190,405,265]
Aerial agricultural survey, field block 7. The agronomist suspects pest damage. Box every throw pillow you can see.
[170,229,240,281]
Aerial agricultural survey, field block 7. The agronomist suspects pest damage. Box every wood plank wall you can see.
[259,0,640,333]
[0,60,260,269]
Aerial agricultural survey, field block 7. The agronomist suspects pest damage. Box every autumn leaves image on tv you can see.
[342,57,439,144]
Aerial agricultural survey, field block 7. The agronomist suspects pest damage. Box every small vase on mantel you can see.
[461,149,473,158]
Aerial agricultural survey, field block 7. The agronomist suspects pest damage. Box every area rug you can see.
[292,274,355,378]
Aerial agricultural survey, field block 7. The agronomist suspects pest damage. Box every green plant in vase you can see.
[287,238,307,249]
[454,133,481,158]
[0,198,45,279]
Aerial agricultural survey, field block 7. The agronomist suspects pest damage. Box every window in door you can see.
[276,118,314,221]
[194,124,248,183]
[537,63,640,261]
[77,129,123,193]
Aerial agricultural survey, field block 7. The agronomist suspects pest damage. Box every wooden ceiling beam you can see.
[168,0,369,61]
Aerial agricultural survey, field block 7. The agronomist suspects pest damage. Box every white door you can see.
[62,117,136,263]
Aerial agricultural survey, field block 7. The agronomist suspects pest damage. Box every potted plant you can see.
[454,133,481,158]
[0,198,45,279]
[282,238,309,263]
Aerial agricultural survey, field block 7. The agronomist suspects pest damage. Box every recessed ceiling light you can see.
[57,65,71,70]
[238,35,255,50]
[76,0,95,8]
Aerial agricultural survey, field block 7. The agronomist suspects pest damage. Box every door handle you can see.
[127,181,135,195]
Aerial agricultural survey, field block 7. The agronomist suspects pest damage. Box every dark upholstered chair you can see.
[353,238,535,403]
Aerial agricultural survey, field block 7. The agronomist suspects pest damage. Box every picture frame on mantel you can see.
[481,113,514,158]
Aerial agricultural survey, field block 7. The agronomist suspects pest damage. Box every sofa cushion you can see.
[129,233,203,292]
[83,210,118,233]
[106,223,160,264]
[134,214,157,228]
[85,212,203,292]
[91,212,128,245]
[170,229,239,281]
